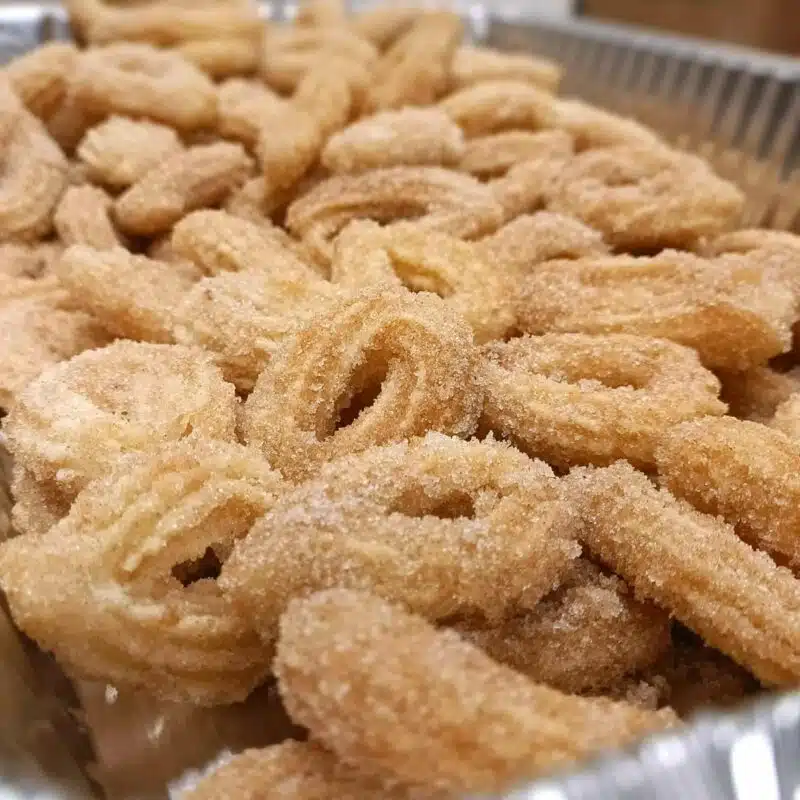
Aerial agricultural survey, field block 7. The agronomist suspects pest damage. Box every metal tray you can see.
[0,5,799,799]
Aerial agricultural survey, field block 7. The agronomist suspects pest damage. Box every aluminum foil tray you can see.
[0,4,799,799]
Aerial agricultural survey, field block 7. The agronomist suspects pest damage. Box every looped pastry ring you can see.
[240,289,483,482]
[0,436,286,704]
[285,166,503,264]
[480,333,726,470]
[567,460,800,687]
[455,558,671,694]
[67,0,261,47]
[260,26,378,93]
[173,267,338,392]
[0,105,68,241]
[274,589,676,795]
[450,45,562,92]
[321,107,465,174]
[543,144,744,250]
[220,432,581,641]
[114,141,253,237]
[517,251,796,372]
[657,415,800,571]
[439,79,558,137]
[76,115,183,190]
[73,43,218,131]
[331,222,516,343]
[4,340,237,497]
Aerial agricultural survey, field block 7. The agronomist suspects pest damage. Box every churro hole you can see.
[332,360,390,433]
[603,174,638,188]
[385,253,454,297]
[397,490,477,520]
[619,245,665,257]
[172,546,223,586]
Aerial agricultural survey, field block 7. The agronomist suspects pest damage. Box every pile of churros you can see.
[0,0,798,795]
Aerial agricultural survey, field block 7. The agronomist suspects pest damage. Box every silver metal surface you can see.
[487,693,800,800]
[487,15,800,178]
[0,5,798,799]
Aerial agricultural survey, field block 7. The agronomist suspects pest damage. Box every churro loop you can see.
[703,229,800,314]
[274,589,676,794]
[240,290,483,481]
[657,416,800,571]
[0,436,285,704]
[255,102,322,194]
[53,244,192,343]
[321,107,465,174]
[364,12,463,112]
[477,211,608,273]
[544,145,744,250]
[457,559,672,694]
[67,0,262,47]
[517,251,795,371]
[42,83,99,154]
[170,210,314,278]
[0,110,68,242]
[53,184,121,250]
[286,166,503,264]
[114,142,253,236]
[0,299,110,411]
[551,99,665,150]
[480,333,725,470]
[268,27,378,66]
[459,129,573,178]
[217,78,279,148]
[292,63,354,140]
[73,43,218,131]
[328,219,400,290]
[76,115,183,190]
[5,42,80,121]
[221,433,580,640]
[4,340,237,497]
[450,45,562,92]
[440,79,558,137]
[260,27,377,93]
[568,460,800,687]
[173,268,337,391]
[331,223,514,343]
[218,80,324,193]
[488,150,573,222]
[225,175,308,228]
